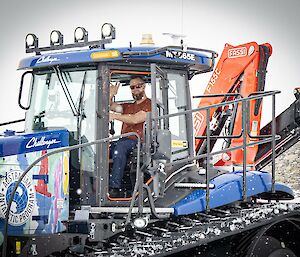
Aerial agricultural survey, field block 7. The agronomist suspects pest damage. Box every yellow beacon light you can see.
[91,50,120,60]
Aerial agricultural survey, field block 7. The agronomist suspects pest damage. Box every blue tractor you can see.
[0,24,300,257]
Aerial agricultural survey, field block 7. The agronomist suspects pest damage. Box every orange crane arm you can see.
[194,42,272,165]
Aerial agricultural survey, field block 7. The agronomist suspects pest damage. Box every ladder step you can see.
[174,183,215,189]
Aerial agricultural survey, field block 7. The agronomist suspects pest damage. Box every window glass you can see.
[25,68,97,174]
[167,73,189,160]
[154,72,189,160]
[26,69,96,138]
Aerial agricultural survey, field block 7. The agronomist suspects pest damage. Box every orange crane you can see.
[194,42,272,166]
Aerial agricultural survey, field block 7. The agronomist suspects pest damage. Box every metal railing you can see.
[150,90,280,211]
[0,118,25,127]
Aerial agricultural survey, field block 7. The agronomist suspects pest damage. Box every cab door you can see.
[148,64,193,196]
[149,64,193,161]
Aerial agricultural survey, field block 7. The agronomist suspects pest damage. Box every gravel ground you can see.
[264,141,300,197]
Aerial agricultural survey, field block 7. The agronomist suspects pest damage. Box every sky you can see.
[0,0,299,129]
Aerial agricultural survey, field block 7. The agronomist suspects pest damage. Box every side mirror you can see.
[19,71,33,110]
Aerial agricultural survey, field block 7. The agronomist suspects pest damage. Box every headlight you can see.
[133,217,148,229]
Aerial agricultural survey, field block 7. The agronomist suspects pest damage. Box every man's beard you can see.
[132,92,144,101]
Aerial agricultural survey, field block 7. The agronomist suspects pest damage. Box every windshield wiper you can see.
[77,71,87,160]
[78,71,87,116]
[53,66,79,116]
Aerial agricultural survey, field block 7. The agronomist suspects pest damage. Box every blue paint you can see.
[173,170,294,216]
[17,154,29,172]
[34,192,53,232]
[32,215,49,224]
[0,129,69,157]
[32,174,49,184]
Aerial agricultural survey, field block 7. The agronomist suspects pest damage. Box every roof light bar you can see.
[25,23,116,54]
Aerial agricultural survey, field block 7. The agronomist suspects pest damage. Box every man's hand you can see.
[110,82,120,99]
[109,82,123,113]
[109,112,116,122]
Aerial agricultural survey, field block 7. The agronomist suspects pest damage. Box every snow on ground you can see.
[264,141,300,200]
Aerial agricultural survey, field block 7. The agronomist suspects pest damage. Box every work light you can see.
[25,33,38,49]
[50,30,63,46]
[74,27,88,43]
[101,23,116,39]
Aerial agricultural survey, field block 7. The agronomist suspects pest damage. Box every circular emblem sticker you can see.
[0,170,35,226]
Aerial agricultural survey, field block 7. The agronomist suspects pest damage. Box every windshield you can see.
[25,67,98,206]
[25,68,97,138]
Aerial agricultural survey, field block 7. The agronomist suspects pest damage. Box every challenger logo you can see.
[26,136,61,149]
[36,56,60,64]
[0,171,35,226]
[228,47,247,58]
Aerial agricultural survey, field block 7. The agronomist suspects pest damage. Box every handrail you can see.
[148,90,280,211]
[0,118,25,127]
[153,91,280,121]
[193,92,243,99]
[165,135,280,167]
[122,45,217,58]
[194,92,243,140]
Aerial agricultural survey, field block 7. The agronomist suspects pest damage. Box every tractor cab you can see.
[17,24,216,216]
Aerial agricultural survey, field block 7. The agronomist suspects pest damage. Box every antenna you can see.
[162,33,186,45]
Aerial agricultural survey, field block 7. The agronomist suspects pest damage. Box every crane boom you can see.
[194,42,272,165]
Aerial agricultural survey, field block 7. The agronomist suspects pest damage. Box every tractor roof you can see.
[18,46,216,77]
[21,24,217,76]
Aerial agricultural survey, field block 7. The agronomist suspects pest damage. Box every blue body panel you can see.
[173,170,294,216]
[18,47,211,70]
[0,129,69,157]
[0,129,70,238]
